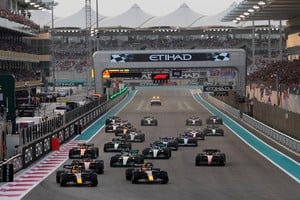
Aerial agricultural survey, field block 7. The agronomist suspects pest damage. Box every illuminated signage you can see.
[151,73,169,80]
[110,52,230,63]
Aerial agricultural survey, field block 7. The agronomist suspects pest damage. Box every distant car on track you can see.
[158,137,179,151]
[150,96,162,106]
[103,138,132,152]
[141,116,158,126]
[176,133,198,147]
[110,150,144,167]
[195,149,226,166]
[68,143,99,159]
[186,116,202,126]
[206,115,223,125]
[120,129,146,142]
[185,128,205,140]
[105,116,122,125]
[203,125,224,136]
[142,142,171,159]
[72,158,104,174]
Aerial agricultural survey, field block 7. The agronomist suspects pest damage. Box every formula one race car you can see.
[150,96,162,106]
[158,137,179,151]
[105,121,133,133]
[195,149,226,166]
[110,150,144,167]
[203,125,224,136]
[206,115,223,125]
[105,116,122,125]
[141,116,158,126]
[69,143,99,159]
[176,133,198,147]
[125,162,169,184]
[72,158,104,174]
[121,129,146,142]
[56,164,98,186]
[186,116,202,126]
[185,128,205,140]
[103,138,132,152]
[114,122,134,136]
[142,142,171,159]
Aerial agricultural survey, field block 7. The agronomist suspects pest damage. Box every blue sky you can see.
[53,0,242,18]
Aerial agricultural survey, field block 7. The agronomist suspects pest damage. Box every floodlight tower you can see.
[85,0,93,95]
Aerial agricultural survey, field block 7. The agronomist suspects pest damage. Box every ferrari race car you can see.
[186,116,202,126]
[206,115,223,125]
[158,137,179,151]
[125,162,169,184]
[121,129,146,142]
[203,125,224,136]
[150,96,162,106]
[68,143,99,159]
[103,138,132,152]
[176,134,198,147]
[105,116,122,125]
[56,164,98,186]
[110,150,144,167]
[185,128,205,140]
[141,116,158,126]
[142,142,171,159]
[72,158,104,174]
[195,149,226,166]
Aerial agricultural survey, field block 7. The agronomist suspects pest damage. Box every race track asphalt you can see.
[22,88,300,200]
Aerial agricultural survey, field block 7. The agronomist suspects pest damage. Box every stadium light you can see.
[258,1,266,6]
[248,8,255,13]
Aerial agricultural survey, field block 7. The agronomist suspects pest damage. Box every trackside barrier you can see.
[0,90,128,180]
[206,93,300,153]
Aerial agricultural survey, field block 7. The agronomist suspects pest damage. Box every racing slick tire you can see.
[160,171,169,184]
[219,154,226,166]
[90,173,98,187]
[56,170,64,183]
[125,169,133,181]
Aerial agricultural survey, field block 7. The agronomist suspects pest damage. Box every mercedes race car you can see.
[56,164,98,187]
[206,115,223,125]
[203,125,224,136]
[176,133,198,147]
[121,129,146,142]
[186,116,202,126]
[103,138,132,152]
[72,158,104,174]
[142,142,171,159]
[150,96,162,106]
[68,143,99,159]
[185,128,205,140]
[110,150,144,167]
[105,116,122,125]
[125,162,168,184]
[195,149,226,166]
[141,116,158,126]
[158,137,179,151]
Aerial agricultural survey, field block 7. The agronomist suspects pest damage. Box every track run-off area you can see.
[2,87,300,200]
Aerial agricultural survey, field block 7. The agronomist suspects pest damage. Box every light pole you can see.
[51,0,56,92]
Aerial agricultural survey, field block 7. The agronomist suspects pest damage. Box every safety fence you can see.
[206,94,300,153]
[0,90,128,181]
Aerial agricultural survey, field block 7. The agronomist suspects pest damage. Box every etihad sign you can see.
[149,54,192,61]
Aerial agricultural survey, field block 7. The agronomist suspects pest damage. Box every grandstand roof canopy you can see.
[222,0,300,22]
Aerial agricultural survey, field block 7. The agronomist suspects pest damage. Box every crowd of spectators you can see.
[0,39,37,54]
[52,36,283,72]
[0,9,39,29]
[247,59,300,90]
[0,67,40,82]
